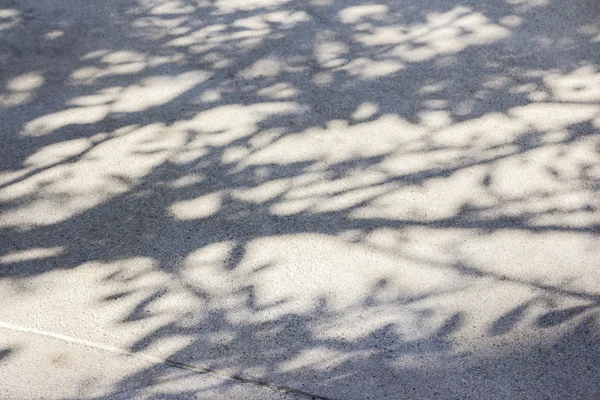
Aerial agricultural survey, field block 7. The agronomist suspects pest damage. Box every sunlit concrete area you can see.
[1,0,599,398]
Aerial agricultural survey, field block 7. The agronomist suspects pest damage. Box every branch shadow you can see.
[0,0,599,398]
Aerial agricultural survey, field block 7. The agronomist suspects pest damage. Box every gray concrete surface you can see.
[0,321,307,400]
[1,0,599,398]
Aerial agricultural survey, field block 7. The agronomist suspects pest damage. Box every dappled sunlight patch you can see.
[94,259,203,340]
[279,347,355,373]
[262,9,310,28]
[180,242,236,293]
[81,49,111,60]
[231,178,291,204]
[493,151,567,197]
[0,91,31,108]
[165,24,228,47]
[544,66,600,102]
[240,56,285,79]
[221,145,251,164]
[257,82,299,99]
[338,4,390,24]
[1,256,163,342]
[356,168,496,221]
[238,234,454,313]
[169,144,208,165]
[532,206,600,228]
[132,12,191,36]
[24,138,91,168]
[149,0,196,15]
[167,16,272,53]
[428,113,524,149]
[100,257,163,287]
[352,102,378,121]
[170,192,222,220]
[72,51,186,84]
[0,186,115,228]
[23,105,110,136]
[168,174,204,189]
[305,182,390,214]
[101,62,146,76]
[490,140,599,206]
[314,30,350,69]
[0,247,64,264]
[67,87,122,107]
[1,72,45,107]
[2,124,187,228]
[174,102,303,147]
[0,8,20,32]
[101,50,146,64]
[462,231,600,292]
[355,7,510,63]
[44,30,64,39]
[509,103,599,132]
[7,72,44,92]
[214,0,292,13]
[111,72,208,113]
[419,110,452,129]
[243,115,423,167]
[199,88,221,103]
[507,0,550,9]
[269,197,317,216]
[70,66,103,81]
[80,123,186,175]
[342,57,404,78]
[284,169,389,204]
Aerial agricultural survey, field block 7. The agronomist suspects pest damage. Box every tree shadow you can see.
[0,347,13,362]
[0,0,599,398]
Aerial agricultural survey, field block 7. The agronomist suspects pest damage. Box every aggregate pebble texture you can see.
[1,0,599,398]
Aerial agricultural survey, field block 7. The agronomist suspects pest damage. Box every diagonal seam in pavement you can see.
[0,320,329,400]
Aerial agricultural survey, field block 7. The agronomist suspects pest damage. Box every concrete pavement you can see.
[1,0,599,398]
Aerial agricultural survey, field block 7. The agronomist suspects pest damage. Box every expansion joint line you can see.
[0,320,329,400]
